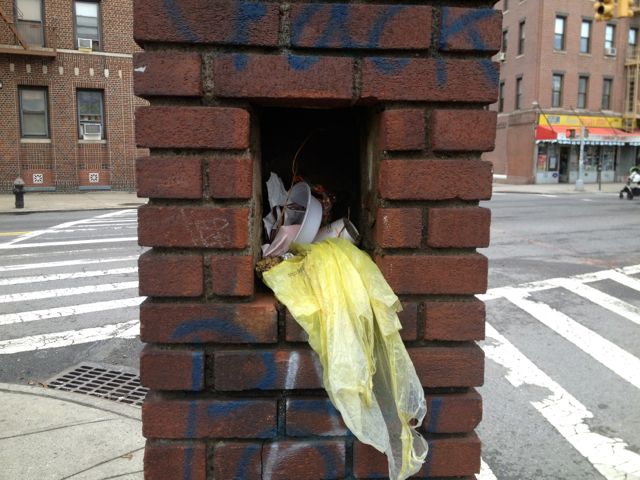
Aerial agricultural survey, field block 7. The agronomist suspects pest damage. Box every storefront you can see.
[534,114,640,184]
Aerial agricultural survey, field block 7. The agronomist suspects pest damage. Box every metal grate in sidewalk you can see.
[46,362,148,407]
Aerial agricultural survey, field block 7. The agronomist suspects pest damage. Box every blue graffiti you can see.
[287,4,408,73]
[438,8,500,88]
[229,2,268,70]
[256,352,278,389]
[235,444,262,478]
[163,0,199,42]
[182,401,199,480]
[170,318,257,343]
[436,58,448,88]
[191,351,204,391]
[426,397,443,432]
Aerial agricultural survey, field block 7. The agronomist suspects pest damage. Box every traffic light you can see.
[594,0,615,21]
[618,0,635,17]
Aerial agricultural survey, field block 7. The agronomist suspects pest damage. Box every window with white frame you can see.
[77,90,104,140]
[554,16,566,51]
[19,87,49,138]
[605,24,616,51]
[580,20,591,54]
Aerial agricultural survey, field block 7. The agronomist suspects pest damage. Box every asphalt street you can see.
[0,192,639,479]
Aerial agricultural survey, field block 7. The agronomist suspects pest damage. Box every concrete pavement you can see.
[0,383,143,480]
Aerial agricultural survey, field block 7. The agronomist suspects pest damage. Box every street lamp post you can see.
[576,125,586,191]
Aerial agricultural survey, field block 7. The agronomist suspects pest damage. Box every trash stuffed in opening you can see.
[262,238,428,480]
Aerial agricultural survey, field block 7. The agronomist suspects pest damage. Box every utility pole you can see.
[576,126,586,191]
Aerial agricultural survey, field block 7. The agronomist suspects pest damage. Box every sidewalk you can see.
[0,382,143,480]
[0,191,146,214]
[0,182,627,215]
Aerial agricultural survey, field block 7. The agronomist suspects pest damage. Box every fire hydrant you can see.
[13,177,25,209]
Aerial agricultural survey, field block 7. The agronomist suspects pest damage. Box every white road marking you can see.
[0,247,140,261]
[602,270,640,293]
[0,237,138,250]
[540,194,558,198]
[0,297,144,326]
[0,256,138,272]
[503,290,640,389]
[484,323,640,480]
[0,320,139,354]
[477,460,498,480]
[548,278,640,326]
[0,281,138,303]
[0,267,138,286]
[582,198,594,202]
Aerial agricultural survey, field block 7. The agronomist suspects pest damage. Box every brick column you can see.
[134,1,500,478]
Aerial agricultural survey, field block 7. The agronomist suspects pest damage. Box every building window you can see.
[515,77,523,110]
[77,90,105,139]
[518,20,525,55]
[551,74,563,107]
[580,20,591,54]
[554,16,566,51]
[577,76,589,109]
[503,0,509,11]
[602,78,613,110]
[16,0,44,46]
[605,24,616,51]
[499,81,505,112]
[502,29,508,53]
[19,87,49,138]
[629,27,638,54]
[628,79,635,112]
[74,1,101,50]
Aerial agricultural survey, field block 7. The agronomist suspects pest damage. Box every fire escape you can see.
[0,5,56,57]
[625,46,640,131]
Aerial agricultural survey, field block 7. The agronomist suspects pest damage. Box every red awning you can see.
[535,125,557,140]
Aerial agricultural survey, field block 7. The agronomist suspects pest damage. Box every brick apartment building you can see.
[484,0,640,184]
[0,0,145,192]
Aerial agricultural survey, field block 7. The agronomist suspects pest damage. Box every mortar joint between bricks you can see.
[353,57,362,105]
[279,2,291,47]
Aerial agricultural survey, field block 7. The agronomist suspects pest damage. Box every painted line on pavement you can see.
[548,278,640,326]
[0,281,138,303]
[0,320,139,354]
[0,248,140,261]
[602,270,640,293]
[0,256,138,272]
[0,232,32,237]
[0,237,138,250]
[477,460,498,480]
[0,297,145,326]
[484,323,640,479]
[503,290,640,389]
[0,267,138,286]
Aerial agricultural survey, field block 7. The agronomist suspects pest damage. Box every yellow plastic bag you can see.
[263,238,428,480]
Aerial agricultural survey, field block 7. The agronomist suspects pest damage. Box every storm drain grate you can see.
[46,363,148,407]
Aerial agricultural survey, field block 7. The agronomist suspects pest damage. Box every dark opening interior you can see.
[259,107,364,247]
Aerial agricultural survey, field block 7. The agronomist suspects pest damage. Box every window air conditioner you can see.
[83,123,102,140]
[605,47,617,56]
[497,52,506,62]
[78,38,93,51]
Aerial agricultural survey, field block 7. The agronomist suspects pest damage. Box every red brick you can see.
[262,441,346,479]
[440,7,502,53]
[210,255,254,297]
[379,159,493,201]
[144,441,206,480]
[427,207,491,248]
[212,442,262,479]
[379,109,426,151]
[214,349,322,391]
[373,208,423,248]
[290,4,431,50]
[397,301,418,341]
[134,0,279,46]
[377,254,488,295]
[209,154,253,199]
[138,252,203,297]
[140,296,278,344]
[213,441,346,480]
[138,206,249,248]
[353,434,481,477]
[285,397,348,437]
[431,109,497,152]
[285,310,308,342]
[140,346,205,391]
[133,52,202,97]
[409,345,484,387]
[424,390,483,433]
[142,396,277,439]
[136,106,249,149]
[213,54,353,105]
[136,156,202,199]
[360,58,499,103]
[424,299,486,341]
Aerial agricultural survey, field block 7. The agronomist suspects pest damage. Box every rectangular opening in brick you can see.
[259,107,366,246]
